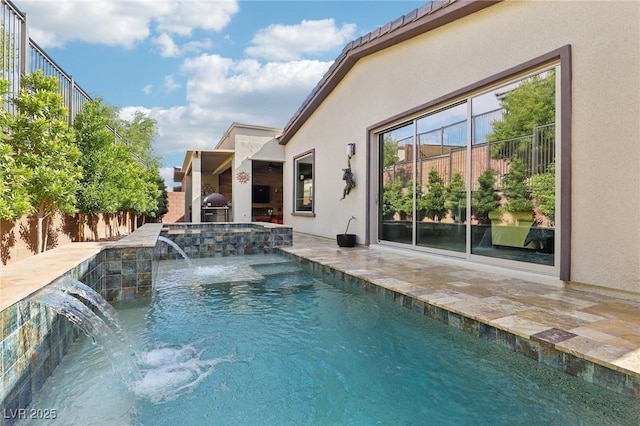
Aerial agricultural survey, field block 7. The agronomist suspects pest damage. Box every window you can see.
[376,63,561,275]
[294,150,314,214]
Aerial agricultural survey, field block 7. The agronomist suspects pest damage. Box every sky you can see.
[15,0,427,190]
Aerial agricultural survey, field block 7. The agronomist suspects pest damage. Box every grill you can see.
[203,193,228,207]
[202,193,229,222]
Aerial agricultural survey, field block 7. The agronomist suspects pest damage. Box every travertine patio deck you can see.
[279,232,640,399]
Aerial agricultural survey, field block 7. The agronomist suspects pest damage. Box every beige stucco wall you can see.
[283,1,640,293]
[233,133,283,221]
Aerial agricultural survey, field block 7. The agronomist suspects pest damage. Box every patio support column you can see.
[184,172,192,221]
[191,151,202,223]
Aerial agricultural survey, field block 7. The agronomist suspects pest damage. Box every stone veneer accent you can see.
[157,222,293,260]
[0,222,291,421]
[1,251,105,424]
[278,252,640,402]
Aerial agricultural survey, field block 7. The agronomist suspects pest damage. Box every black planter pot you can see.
[336,234,356,247]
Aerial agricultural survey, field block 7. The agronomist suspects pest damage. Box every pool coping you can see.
[277,234,640,401]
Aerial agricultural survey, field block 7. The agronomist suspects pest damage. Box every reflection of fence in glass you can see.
[418,119,467,147]
[383,124,555,192]
[485,123,555,188]
[472,109,504,144]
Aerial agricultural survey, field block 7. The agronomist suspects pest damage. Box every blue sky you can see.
[16,0,426,188]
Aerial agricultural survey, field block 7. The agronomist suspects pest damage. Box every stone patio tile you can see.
[612,349,640,374]
[556,335,608,358]
[445,299,510,322]
[540,292,599,309]
[585,344,634,363]
[568,326,617,343]
[515,309,588,330]
[490,314,550,338]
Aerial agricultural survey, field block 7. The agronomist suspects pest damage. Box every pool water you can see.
[24,254,639,425]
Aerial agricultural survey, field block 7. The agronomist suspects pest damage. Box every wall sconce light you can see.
[346,143,356,157]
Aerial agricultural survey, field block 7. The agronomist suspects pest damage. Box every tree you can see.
[502,157,533,212]
[472,169,500,224]
[488,71,555,161]
[421,169,447,221]
[113,107,167,223]
[382,178,404,219]
[382,135,399,168]
[489,71,555,140]
[402,180,420,220]
[8,70,81,252]
[151,169,169,219]
[531,163,555,224]
[115,110,159,165]
[445,171,466,222]
[74,98,123,216]
[0,79,30,220]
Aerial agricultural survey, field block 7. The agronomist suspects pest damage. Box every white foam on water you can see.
[132,344,234,404]
[193,265,232,276]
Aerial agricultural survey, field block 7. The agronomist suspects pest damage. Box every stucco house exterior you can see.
[174,123,284,223]
[277,0,640,295]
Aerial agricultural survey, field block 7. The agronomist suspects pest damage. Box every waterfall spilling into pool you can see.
[157,235,192,265]
[27,275,234,409]
[30,277,141,387]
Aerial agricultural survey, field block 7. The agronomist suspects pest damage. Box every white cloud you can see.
[137,54,332,161]
[19,0,238,49]
[182,39,214,55]
[118,106,152,122]
[163,75,181,92]
[180,54,331,126]
[245,19,356,61]
[153,33,180,57]
[143,84,153,95]
[154,1,238,36]
[159,166,175,191]
[153,33,214,57]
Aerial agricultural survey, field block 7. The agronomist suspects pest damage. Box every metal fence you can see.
[1,0,25,114]
[1,0,136,159]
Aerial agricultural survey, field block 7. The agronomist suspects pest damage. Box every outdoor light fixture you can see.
[346,143,356,157]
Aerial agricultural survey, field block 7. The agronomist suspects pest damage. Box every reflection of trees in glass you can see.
[445,171,466,222]
[531,163,555,224]
[489,70,555,140]
[421,169,447,221]
[502,157,533,212]
[472,169,500,224]
[382,178,404,219]
[383,135,399,167]
[402,180,417,219]
[488,70,555,162]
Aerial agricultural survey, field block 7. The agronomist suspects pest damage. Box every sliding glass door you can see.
[379,123,414,245]
[377,67,558,270]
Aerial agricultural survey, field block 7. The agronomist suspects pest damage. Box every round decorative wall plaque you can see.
[236,170,250,183]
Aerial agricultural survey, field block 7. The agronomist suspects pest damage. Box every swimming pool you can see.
[23,254,639,425]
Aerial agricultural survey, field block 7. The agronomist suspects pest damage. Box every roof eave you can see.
[278,0,501,145]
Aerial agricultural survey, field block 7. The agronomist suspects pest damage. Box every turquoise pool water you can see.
[24,254,639,425]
